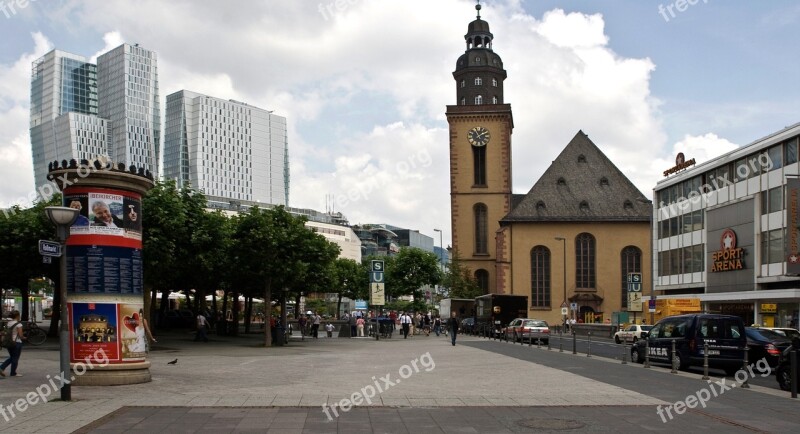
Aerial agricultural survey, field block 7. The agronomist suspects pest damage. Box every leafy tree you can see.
[331,258,368,315]
[0,196,60,333]
[442,253,483,299]
[231,206,335,346]
[385,247,442,310]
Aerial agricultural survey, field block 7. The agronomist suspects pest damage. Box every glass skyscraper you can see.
[30,50,99,186]
[164,90,289,206]
[29,44,160,188]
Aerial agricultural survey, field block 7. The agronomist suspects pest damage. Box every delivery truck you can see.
[474,294,528,337]
[439,298,475,319]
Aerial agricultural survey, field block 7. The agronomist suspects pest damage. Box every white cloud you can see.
[0,32,53,208]
[0,1,697,245]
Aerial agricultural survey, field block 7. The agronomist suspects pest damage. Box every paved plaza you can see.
[0,329,797,432]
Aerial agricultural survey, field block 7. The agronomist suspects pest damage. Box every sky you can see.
[1,0,799,249]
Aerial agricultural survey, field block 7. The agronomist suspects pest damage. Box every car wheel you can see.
[777,365,792,391]
[614,335,621,344]
[631,347,643,364]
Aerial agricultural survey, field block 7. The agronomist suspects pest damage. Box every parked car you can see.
[630,314,746,375]
[763,327,800,341]
[502,318,550,344]
[460,317,475,334]
[614,324,653,343]
[745,327,791,368]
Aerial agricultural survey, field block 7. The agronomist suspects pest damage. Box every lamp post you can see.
[555,237,567,332]
[44,206,79,401]
[433,229,443,264]
[636,197,655,325]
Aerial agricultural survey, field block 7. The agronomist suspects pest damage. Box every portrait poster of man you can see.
[88,193,124,235]
[122,196,142,239]
[64,194,91,232]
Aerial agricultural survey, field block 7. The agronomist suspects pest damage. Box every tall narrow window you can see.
[492,96,498,104]
[492,78,498,87]
[473,145,486,185]
[531,246,551,308]
[620,246,642,309]
[475,269,489,293]
[475,95,483,105]
[575,233,596,289]
[474,77,482,86]
[474,203,488,254]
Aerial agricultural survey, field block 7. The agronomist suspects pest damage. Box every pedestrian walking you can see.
[433,316,441,337]
[0,311,25,377]
[447,311,459,346]
[298,314,308,340]
[326,322,334,338]
[312,312,322,338]
[399,312,412,339]
[195,313,209,342]
[356,317,365,337]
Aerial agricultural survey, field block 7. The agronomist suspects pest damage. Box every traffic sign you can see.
[570,302,578,311]
[370,282,385,305]
[648,299,656,313]
[369,272,385,283]
[371,260,384,272]
[561,307,568,315]
[38,240,62,257]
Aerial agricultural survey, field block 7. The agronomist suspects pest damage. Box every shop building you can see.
[653,122,800,328]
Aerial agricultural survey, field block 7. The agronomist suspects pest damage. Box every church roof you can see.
[502,131,651,223]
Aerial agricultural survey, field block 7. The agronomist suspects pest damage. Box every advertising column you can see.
[49,160,154,385]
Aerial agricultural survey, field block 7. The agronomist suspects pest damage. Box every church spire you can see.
[453,1,506,106]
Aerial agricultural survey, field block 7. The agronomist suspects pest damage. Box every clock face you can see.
[468,126,490,147]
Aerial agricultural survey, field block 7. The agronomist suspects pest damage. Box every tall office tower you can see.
[164,90,289,206]
[29,50,100,187]
[97,44,160,176]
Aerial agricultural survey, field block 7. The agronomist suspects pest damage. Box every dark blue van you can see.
[631,314,746,375]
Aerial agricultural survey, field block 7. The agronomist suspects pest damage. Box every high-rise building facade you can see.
[164,90,289,206]
[97,44,160,175]
[29,44,159,188]
[30,50,99,186]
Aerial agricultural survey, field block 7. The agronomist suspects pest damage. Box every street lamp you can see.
[555,237,567,332]
[636,197,655,325]
[44,206,79,402]
[433,229,443,264]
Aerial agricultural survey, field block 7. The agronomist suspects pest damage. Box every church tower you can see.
[447,1,513,294]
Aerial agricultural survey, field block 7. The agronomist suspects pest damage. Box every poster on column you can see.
[69,302,120,363]
[119,303,147,361]
[66,245,143,294]
[64,190,142,242]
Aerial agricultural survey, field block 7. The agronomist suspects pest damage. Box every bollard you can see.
[670,339,677,374]
[621,339,627,365]
[702,342,709,380]
[572,330,577,355]
[644,338,650,368]
[587,331,592,358]
[547,335,551,351]
[559,330,563,353]
[740,346,750,388]
[537,334,541,349]
[792,350,798,399]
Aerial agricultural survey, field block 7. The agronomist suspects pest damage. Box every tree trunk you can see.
[221,293,229,336]
[264,280,272,347]
[280,291,288,345]
[244,296,252,334]
[336,293,343,320]
[231,290,240,336]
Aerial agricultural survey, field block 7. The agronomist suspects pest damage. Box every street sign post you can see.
[39,240,62,257]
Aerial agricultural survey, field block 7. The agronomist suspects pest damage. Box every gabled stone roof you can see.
[502,131,651,222]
